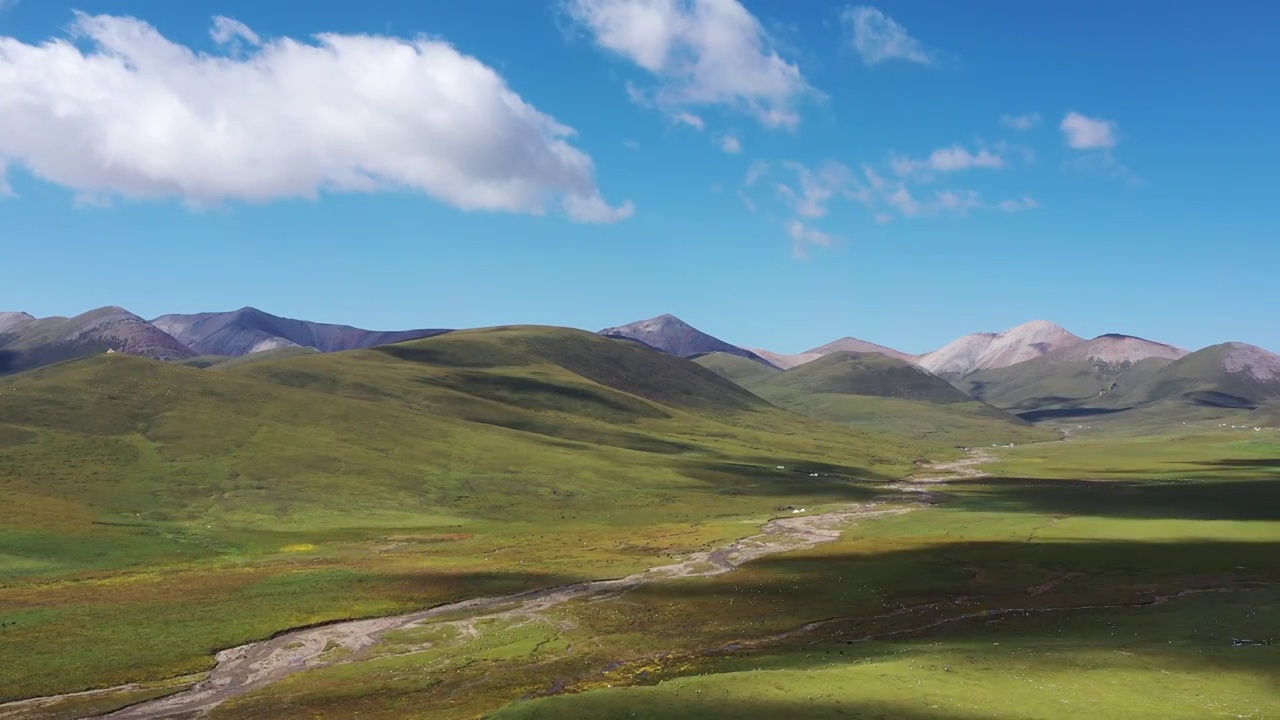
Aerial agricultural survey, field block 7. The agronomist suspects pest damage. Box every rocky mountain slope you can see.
[152,307,450,357]
[0,307,196,375]
[915,321,1085,378]
[599,314,770,365]
[958,334,1188,412]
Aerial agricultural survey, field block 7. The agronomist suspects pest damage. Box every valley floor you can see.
[4,433,1278,719]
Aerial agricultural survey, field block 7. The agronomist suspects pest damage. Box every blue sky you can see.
[1,0,1277,354]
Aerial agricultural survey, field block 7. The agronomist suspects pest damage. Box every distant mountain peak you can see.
[151,308,449,357]
[599,315,768,366]
[0,306,195,375]
[0,311,35,332]
[915,320,1083,377]
[1011,319,1067,331]
[1069,334,1188,364]
[803,336,910,362]
[1217,342,1280,382]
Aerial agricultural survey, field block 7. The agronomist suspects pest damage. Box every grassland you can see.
[128,429,1276,720]
[0,327,944,709]
[2,331,1276,719]
[696,351,1056,447]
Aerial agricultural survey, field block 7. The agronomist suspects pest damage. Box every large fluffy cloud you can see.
[0,13,633,222]
[563,0,814,129]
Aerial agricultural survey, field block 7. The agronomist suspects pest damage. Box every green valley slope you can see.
[960,340,1280,426]
[0,326,940,706]
[696,351,1055,446]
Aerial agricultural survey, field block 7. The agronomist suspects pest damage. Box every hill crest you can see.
[598,314,770,366]
[804,336,911,361]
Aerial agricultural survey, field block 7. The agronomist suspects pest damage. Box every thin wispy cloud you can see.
[1064,151,1142,186]
[719,135,743,154]
[0,13,633,222]
[996,196,1040,212]
[891,144,1005,179]
[787,219,838,259]
[1000,113,1041,131]
[774,161,857,218]
[841,5,932,66]
[672,111,706,130]
[564,0,816,129]
[210,16,260,46]
[743,145,1039,255]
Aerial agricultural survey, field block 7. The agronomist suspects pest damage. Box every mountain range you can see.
[3,304,1278,431]
[0,306,449,375]
[152,307,449,357]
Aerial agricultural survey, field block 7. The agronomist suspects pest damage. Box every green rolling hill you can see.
[180,346,323,370]
[690,351,782,386]
[0,326,946,702]
[959,339,1280,424]
[696,351,1055,446]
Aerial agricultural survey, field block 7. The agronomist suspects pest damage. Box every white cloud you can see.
[719,135,742,154]
[934,189,982,215]
[996,195,1040,212]
[891,144,1004,178]
[0,0,17,15]
[744,160,769,186]
[210,16,260,46]
[672,110,706,130]
[774,160,855,218]
[624,139,641,150]
[1000,113,1040,131]
[563,193,636,222]
[0,13,631,222]
[1064,152,1142,185]
[841,6,932,66]
[564,0,814,129]
[1060,111,1118,149]
[787,219,837,259]
[747,153,1039,236]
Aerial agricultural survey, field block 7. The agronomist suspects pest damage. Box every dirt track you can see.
[2,452,987,720]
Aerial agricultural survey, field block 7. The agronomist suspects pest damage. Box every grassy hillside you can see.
[960,357,1173,412]
[959,343,1280,428]
[0,326,941,704]
[701,351,1055,446]
[180,346,322,369]
[1123,343,1280,409]
[693,351,780,386]
[758,352,974,403]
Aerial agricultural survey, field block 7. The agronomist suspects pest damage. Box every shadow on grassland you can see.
[942,476,1280,521]
[603,539,1279,686]
[499,698,986,720]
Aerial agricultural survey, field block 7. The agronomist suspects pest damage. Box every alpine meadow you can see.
[1,2,1278,719]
